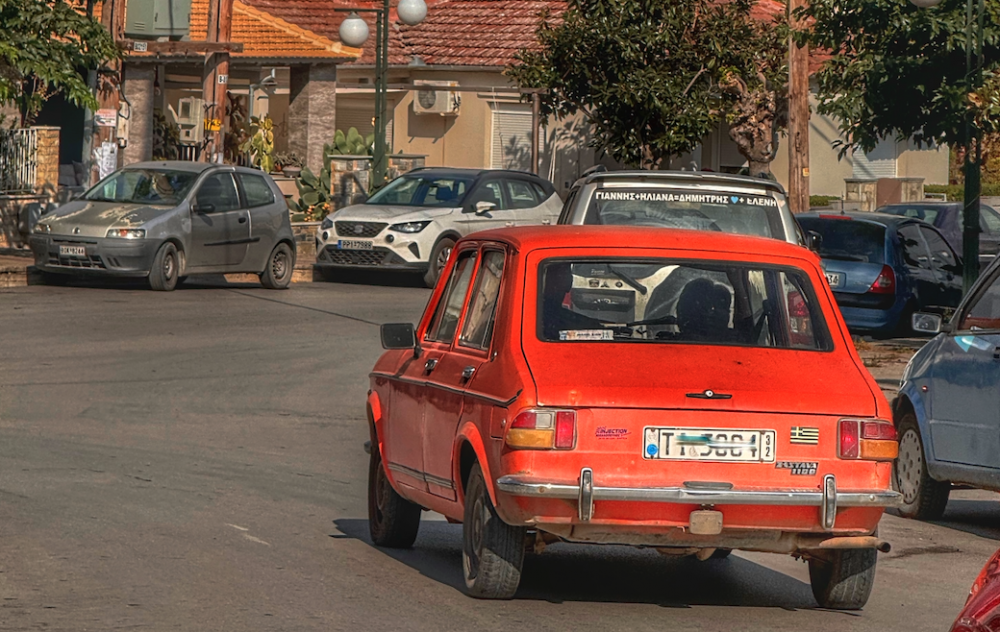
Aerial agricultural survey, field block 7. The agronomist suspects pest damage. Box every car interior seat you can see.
[675,278,733,342]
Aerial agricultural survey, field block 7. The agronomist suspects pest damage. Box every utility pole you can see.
[91,0,126,184]
[201,0,234,162]
[787,0,810,213]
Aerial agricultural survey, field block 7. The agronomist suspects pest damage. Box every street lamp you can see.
[337,0,428,189]
[910,0,986,293]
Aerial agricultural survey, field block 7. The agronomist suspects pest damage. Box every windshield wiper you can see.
[608,266,647,295]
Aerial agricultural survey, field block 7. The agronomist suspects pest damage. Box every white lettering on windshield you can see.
[593,190,778,207]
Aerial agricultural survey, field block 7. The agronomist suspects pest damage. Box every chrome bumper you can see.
[496,469,902,530]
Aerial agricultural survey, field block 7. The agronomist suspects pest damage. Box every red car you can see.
[951,550,1000,631]
[366,226,900,609]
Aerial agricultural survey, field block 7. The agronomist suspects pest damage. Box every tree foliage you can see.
[508,0,788,171]
[0,0,121,126]
[799,0,1000,155]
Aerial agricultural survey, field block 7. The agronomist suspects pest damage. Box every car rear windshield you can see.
[537,258,832,350]
[584,188,785,239]
[366,174,472,207]
[797,217,886,264]
[85,169,198,206]
[877,204,952,225]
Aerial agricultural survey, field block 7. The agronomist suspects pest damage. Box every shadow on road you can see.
[928,499,1000,541]
[334,518,830,611]
[317,268,427,288]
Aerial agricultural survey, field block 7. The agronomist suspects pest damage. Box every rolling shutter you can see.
[853,138,897,179]
[491,103,542,171]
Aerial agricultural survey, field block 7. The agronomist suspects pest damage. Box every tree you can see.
[0,0,121,126]
[799,0,1000,156]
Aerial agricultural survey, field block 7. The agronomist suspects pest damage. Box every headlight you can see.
[106,228,146,239]
[34,223,50,234]
[321,217,334,230]
[389,221,430,234]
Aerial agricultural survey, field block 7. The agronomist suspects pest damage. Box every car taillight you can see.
[506,409,576,450]
[787,290,812,338]
[867,265,895,294]
[838,418,897,460]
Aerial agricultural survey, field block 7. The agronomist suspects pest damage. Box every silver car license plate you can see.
[337,240,373,251]
[825,272,843,287]
[643,427,776,462]
[59,245,87,257]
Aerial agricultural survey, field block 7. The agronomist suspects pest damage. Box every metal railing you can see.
[0,128,38,193]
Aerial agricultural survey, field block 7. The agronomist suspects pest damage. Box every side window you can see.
[960,271,1000,331]
[466,181,507,211]
[982,206,1000,235]
[530,182,549,202]
[426,251,477,344]
[504,179,540,209]
[238,174,276,208]
[898,224,931,270]
[196,173,241,212]
[459,250,506,350]
[920,226,961,275]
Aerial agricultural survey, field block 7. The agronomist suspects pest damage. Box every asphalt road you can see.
[1,277,998,631]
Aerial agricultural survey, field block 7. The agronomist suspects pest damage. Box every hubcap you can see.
[272,251,288,279]
[164,253,176,280]
[896,429,923,504]
[463,495,486,582]
[436,246,452,273]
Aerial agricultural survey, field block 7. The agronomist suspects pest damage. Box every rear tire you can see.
[423,237,455,288]
[260,243,294,289]
[367,441,421,548]
[808,548,877,610]
[894,411,950,520]
[462,464,526,599]
[148,242,179,291]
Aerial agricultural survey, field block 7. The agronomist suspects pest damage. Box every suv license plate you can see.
[643,427,776,462]
[59,245,86,257]
[337,240,373,251]
[825,272,843,287]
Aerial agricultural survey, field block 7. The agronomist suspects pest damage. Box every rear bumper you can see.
[497,469,901,531]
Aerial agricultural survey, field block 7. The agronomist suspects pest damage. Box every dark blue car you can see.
[876,201,1000,267]
[893,255,1000,519]
[797,212,964,335]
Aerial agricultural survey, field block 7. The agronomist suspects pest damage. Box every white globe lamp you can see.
[397,0,428,26]
[339,12,370,47]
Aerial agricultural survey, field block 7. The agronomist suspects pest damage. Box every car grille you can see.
[335,221,387,238]
[48,254,106,269]
[319,246,390,266]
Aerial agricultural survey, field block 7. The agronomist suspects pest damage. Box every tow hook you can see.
[363,440,372,455]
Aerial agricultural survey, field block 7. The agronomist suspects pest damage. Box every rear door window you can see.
[961,270,1000,331]
[798,218,886,265]
[898,224,932,270]
[426,251,477,343]
[919,226,961,276]
[504,179,540,209]
[459,250,506,350]
[238,173,276,208]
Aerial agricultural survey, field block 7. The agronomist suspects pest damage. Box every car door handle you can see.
[238,216,247,223]
[424,358,438,373]
[461,366,476,381]
[505,222,514,228]
[994,346,1000,361]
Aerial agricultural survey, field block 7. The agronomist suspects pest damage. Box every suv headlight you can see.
[321,217,334,230]
[34,223,50,234]
[389,221,430,234]
[106,228,146,239]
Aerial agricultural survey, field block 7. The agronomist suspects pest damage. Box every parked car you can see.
[315,167,560,287]
[796,212,964,335]
[950,548,1000,631]
[557,169,804,246]
[876,201,1000,267]
[30,162,296,291]
[366,225,900,609]
[893,255,1000,520]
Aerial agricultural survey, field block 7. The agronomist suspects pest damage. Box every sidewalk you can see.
[0,253,31,288]
[854,338,923,400]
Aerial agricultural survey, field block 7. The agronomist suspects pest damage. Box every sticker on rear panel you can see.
[559,329,614,341]
[790,427,819,445]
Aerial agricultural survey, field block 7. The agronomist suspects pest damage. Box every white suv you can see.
[316,168,562,287]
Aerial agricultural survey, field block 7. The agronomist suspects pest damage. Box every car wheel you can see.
[423,237,455,288]
[808,548,877,610]
[462,463,526,599]
[894,411,950,520]
[148,242,179,291]
[367,440,421,548]
[260,243,294,290]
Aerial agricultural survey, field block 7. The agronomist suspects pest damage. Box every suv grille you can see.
[321,246,389,266]
[335,221,387,238]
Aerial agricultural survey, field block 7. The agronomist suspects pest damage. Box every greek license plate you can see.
[825,272,843,287]
[337,240,373,251]
[59,245,86,257]
[643,427,776,462]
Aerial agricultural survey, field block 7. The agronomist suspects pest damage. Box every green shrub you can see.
[809,195,839,208]
[925,183,1000,201]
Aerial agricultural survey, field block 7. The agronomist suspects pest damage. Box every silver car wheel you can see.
[436,246,452,274]
[271,250,288,280]
[163,251,176,280]
[896,428,923,504]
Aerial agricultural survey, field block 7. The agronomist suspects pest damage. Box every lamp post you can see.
[338,0,427,189]
[911,0,986,293]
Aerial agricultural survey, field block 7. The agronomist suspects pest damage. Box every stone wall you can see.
[34,127,60,197]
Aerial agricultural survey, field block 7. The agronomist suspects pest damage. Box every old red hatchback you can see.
[366,226,900,609]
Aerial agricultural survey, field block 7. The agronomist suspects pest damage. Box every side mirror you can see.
[381,323,416,349]
[912,312,950,334]
[192,202,215,213]
[474,201,496,215]
[807,230,823,252]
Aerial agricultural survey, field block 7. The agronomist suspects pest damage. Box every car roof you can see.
[463,225,815,261]
[404,167,540,179]
[579,170,787,195]
[797,211,927,228]
[124,161,218,173]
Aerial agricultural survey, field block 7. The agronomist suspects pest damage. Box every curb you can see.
[3,264,318,288]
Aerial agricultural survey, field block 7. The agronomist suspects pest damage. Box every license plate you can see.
[643,427,776,462]
[337,240,373,251]
[825,272,843,287]
[59,245,86,257]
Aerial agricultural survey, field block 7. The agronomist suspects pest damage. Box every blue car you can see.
[893,255,1000,519]
[798,212,964,335]
[876,201,1000,268]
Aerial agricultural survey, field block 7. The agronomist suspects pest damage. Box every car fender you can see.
[895,381,946,477]
[367,389,401,489]
[455,421,497,507]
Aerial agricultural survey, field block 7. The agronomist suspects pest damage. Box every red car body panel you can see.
[952,550,1000,632]
[368,226,896,550]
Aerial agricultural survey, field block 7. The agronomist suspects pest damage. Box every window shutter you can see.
[853,139,897,179]
[490,104,541,171]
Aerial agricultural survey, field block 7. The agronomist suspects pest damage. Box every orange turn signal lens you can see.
[505,428,555,449]
[860,440,898,461]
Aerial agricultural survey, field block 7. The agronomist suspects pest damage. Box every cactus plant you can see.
[291,165,333,222]
[239,115,275,173]
[328,127,375,156]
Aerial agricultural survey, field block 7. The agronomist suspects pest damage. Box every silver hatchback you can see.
[30,162,296,291]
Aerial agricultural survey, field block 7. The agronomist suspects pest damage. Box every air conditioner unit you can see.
[413,81,459,116]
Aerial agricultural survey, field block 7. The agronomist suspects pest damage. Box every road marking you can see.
[244,535,271,546]
[227,524,249,531]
